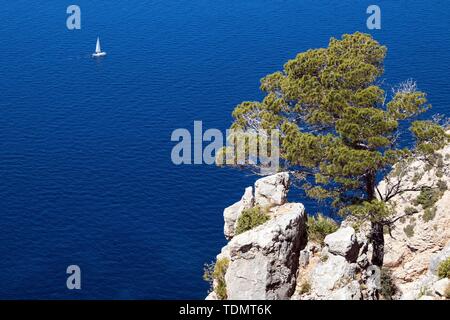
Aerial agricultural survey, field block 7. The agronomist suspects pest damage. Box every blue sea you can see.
[0,0,449,299]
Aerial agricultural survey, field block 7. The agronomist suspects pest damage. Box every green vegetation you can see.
[320,254,329,263]
[404,206,419,216]
[411,172,424,184]
[306,213,339,244]
[424,162,434,172]
[380,268,397,300]
[436,155,445,169]
[437,180,448,193]
[351,220,362,233]
[299,281,311,294]
[422,207,437,222]
[414,187,443,209]
[403,224,415,238]
[235,206,270,235]
[218,32,449,267]
[203,258,230,300]
[437,257,450,279]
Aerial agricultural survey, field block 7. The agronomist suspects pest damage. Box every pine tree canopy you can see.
[223,32,449,225]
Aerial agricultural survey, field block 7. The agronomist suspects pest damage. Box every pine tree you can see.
[220,32,449,266]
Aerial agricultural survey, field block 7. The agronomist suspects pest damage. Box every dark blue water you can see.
[0,0,449,299]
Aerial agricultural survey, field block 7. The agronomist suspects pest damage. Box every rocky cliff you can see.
[207,147,450,300]
[379,138,450,299]
[207,173,307,300]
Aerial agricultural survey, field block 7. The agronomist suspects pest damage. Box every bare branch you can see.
[375,186,384,201]
[392,79,417,95]
[383,210,416,226]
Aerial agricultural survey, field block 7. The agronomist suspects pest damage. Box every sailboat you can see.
[92,37,106,58]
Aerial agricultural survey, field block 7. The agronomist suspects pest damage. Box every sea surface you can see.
[0,0,449,299]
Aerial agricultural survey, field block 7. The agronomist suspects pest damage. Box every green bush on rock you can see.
[414,187,443,209]
[306,213,339,244]
[422,207,437,222]
[235,206,270,235]
[437,257,450,279]
[404,206,419,216]
[380,268,397,300]
[299,281,311,294]
[203,258,230,300]
[403,223,415,238]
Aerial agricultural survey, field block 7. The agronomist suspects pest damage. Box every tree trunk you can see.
[371,221,384,267]
[366,172,384,267]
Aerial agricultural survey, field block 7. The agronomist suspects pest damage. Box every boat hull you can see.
[92,52,107,58]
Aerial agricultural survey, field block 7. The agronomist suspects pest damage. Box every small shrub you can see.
[306,213,339,244]
[422,207,437,222]
[320,254,329,263]
[351,221,362,233]
[404,206,419,216]
[424,162,434,172]
[414,187,442,209]
[213,258,229,299]
[203,258,230,300]
[235,206,270,235]
[412,172,423,184]
[399,217,406,224]
[203,262,215,283]
[403,224,415,238]
[299,281,311,294]
[437,257,450,279]
[424,154,443,171]
[380,268,397,300]
[437,180,448,193]
[437,156,445,169]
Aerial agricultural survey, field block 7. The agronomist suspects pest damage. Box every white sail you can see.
[95,37,101,54]
[92,37,106,57]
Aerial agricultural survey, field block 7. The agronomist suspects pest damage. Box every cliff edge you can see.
[206,143,450,300]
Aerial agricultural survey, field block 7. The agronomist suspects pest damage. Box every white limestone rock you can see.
[429,242,450,276]
[433,278,450,297]
[254,172,290,207]
[328,281,362,300]
[222,202,306,300]
[324,227,360,262]
[205,291,218,300]
[223,186,254,240]
[310,253,358,298]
